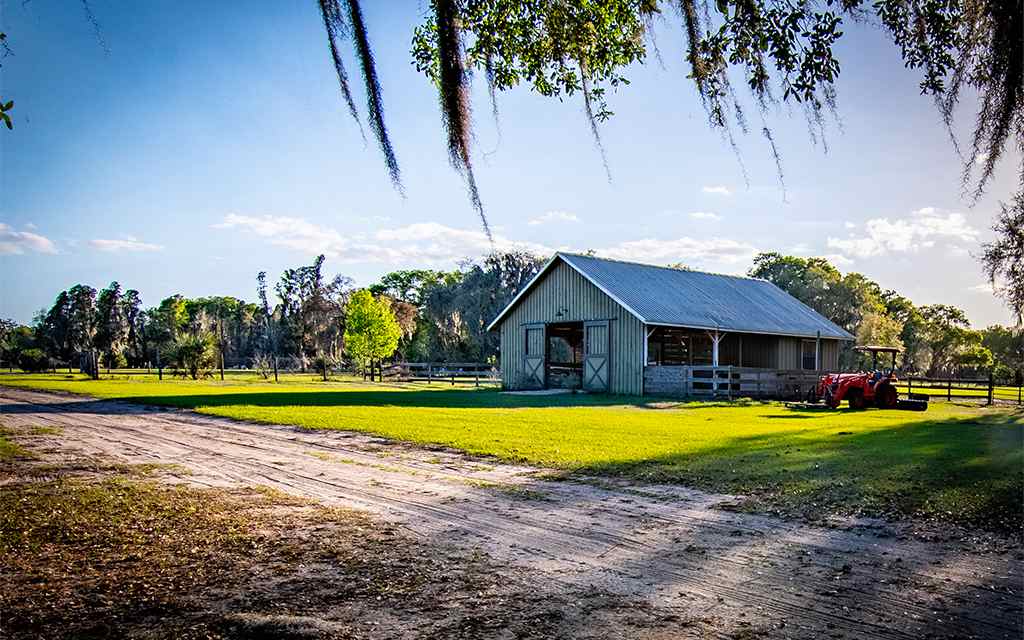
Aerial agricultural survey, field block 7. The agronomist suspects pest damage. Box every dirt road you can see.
[2,387,1020,639]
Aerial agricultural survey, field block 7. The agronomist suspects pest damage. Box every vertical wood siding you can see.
[498,260,645,395]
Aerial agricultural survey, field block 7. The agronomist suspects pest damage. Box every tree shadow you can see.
[564,411,1023,532]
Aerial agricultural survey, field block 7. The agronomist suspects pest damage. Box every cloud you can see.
[844,221,856,229]
[217,214,764,274]
[528,210,580,226]
[598,236,757,266]
[0,223,57,255]
[89,237,164,252]
[968,282,994,294]
[216,214,552,264]
[702,185,732,196]
[826,208,979,259]
[688,211,722,221]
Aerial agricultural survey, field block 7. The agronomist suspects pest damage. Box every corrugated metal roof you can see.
[488,253,854,340]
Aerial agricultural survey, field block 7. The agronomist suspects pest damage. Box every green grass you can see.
[3,372,1022,530]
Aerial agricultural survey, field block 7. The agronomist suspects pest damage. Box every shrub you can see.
[163,333,217,380]
[17,348,50,373]
[252,353,274,380]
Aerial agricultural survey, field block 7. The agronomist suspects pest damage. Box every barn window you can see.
[802,340,817,370]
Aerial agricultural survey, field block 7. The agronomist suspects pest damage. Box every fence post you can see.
[475,372,480,387]
[947,378,952,401]
[907,376,912,396]
[427,363,432,384]
[220,351,225,381]
[987,372,994,405]
[1018,382,1021,406]
[273,356,279,383]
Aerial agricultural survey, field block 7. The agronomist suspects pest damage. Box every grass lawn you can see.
[3,372,1022,530]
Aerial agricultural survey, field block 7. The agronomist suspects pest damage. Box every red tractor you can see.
[812,346,927,411]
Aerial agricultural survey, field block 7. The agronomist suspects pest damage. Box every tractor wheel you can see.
[848,390,866,410]
[876,383,898,409]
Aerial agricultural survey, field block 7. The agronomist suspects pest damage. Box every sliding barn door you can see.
[583,320,610,392]
[522,324,546,389]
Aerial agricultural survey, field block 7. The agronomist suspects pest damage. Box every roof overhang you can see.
[643,322,855,342]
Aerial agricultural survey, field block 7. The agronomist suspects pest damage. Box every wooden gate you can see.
[583,320,610,392]
[522,324,546,389]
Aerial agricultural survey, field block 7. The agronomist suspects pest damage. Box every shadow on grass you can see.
[567,411,1023,531]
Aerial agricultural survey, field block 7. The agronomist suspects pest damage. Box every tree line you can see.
[1,251,1020,382]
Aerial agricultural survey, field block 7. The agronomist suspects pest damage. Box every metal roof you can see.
[487,252,855,340]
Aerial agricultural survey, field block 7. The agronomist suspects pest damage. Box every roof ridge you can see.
[558,251,768,283]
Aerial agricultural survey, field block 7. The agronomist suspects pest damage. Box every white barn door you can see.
[522,324,546,389]
[583,320,610,392]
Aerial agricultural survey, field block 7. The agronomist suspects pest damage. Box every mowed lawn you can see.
[3,373,1022,530]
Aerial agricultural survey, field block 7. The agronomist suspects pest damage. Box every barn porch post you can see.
[707,329,727,367]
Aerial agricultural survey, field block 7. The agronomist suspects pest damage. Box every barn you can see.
[487,252,855,397]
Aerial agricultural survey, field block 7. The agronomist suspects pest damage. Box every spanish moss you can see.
[344,0,403,193]
[317,0,366,143]
[80,0,109,54]
[580,71,613,183]
[435,0,492,243]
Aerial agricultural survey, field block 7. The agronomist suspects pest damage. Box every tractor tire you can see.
[848,390,866,410]
[876,383,898,409]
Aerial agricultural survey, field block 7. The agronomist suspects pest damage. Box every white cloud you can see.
[826,208,979,259]
[0,223,57,255]
[216,215,552,265]
[528,210,580,226]
[702,185,732,196]
[688,211,722,221]
[598,236,757,265]
[89,236,164,252]
[975,152,989,164]
[844,221,856,229]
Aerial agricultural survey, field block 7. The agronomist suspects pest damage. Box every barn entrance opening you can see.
[546,322,584,389]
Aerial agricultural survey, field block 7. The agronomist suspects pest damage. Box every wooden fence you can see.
[644,366,822,399]
[902,374,1024,405]
[379,362,500,387]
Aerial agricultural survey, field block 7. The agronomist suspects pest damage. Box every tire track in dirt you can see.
[2,387,1020,639]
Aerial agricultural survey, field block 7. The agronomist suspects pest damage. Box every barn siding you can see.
[498,261,645,395]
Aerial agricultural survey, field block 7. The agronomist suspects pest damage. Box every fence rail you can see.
[644,366,821,399]
[379,362,499,386]
[901,375,1023,405]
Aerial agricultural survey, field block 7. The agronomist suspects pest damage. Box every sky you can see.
[1,0,1019,327]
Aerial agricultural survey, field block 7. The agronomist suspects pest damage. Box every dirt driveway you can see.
[2,387,1021,639]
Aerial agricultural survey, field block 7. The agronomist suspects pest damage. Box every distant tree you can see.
[39,291,74,366]
[66,284,98,375]
[419,251,544,362]
[980,192,1023,325]
[95,282,129,369]
[344,290,401,375]
[369,269,453,306]
[0,320,34,371]
[122,289,145,366]
[163,332,218,380]
[920,304,985,375]
[276,255,353,365]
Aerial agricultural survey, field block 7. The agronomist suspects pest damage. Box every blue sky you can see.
[1,0,1019,327]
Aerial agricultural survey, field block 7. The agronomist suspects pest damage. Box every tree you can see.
[980,191,1023,325]
[301,1,1022,241]
[344,289,401,375]
[276,255,353,365]
[95,282,129,369]
[855,312,904,369]
[163,332,218,380]
[39,291,73,367]
[919,304,985,375]
[122,289,145,366]
[66,284,98,374]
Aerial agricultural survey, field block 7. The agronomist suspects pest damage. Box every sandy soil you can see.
[2,386,1021,639]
